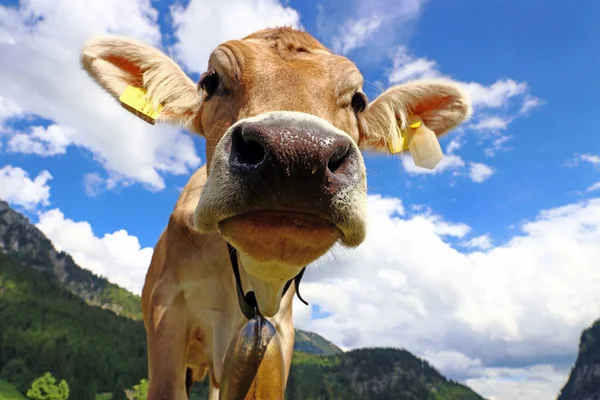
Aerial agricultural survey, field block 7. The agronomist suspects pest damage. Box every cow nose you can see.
[228,119,358,192]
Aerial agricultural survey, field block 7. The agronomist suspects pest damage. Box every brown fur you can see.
[80,27,472,399]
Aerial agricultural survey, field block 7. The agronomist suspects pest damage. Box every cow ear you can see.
[358,79,472,153]
[80,35,202,127]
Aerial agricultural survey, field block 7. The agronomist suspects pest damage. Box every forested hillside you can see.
[285,350,485,400]
[0,200,141,320]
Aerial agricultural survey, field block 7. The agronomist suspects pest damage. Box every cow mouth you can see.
[218,210,340,267]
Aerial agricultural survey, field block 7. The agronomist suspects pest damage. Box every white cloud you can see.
[519,94,544,115]
[464,79,528,109]
[446,136,461,154]
[580,153,600,167]
[0,0,201,191]
[331,15,383,55]
[484,135,513,157]
[7,124,71,156]
[466,364,570,400]
[36,209,153,295]
[0,165,52,210]
[170,0,302,72]
[0,94,23,122]
[402,153,466,175]
[319,0,427,56]
[469,162,495,183]
[388,46,441,83]
[83,172,111,197]
[462,235,493,251]
[587,182,600,193]
[293,195,600,399]
[470,116,512,132]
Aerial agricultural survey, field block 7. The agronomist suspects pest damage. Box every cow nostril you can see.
[231,129,266,168]
[327,146,350,173]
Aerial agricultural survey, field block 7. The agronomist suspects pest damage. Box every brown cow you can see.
[80,27,471,400]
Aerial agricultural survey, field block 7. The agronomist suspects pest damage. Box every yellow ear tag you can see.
[388,119,422,154]
[118,86,163,125]
[407,117,444,169]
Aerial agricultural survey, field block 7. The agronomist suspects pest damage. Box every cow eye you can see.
[351,92,368,114]
[198,70,220,98]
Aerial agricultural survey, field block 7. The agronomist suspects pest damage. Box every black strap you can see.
[227,243,308,320]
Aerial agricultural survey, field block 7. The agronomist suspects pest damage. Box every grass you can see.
[95,394,112,400]
[0,380,26,400]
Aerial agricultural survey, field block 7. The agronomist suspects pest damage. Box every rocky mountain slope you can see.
[558,319,600,400]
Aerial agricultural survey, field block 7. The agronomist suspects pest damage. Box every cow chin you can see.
[219,210,341,270]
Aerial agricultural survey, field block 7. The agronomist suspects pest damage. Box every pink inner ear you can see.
[105,54,144,87]
[411,95,452,119]
[410,94,462,136]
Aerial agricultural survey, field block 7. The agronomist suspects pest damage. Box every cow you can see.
[80,27,471,400]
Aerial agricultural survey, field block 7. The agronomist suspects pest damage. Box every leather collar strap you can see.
[227,243,308,320]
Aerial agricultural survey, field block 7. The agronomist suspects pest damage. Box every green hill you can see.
[0,380,26,400]
[0,251,147,399]
[0,200,142,321]
[286,350,485,400]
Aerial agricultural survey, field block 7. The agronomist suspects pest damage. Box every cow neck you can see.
[227,243,308,320]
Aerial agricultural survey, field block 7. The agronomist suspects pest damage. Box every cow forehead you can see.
[208,40,363,118]
[209,31,364,95]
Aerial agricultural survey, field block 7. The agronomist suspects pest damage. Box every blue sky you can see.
[1,1,599,399]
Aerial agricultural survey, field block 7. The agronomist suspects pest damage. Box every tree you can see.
[110,377,128,400]
[131,378,148,400]
[0,357,33,394]
[27,372,69,400]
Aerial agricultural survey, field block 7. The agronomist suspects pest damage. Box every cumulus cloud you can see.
[292,194,600,399]
[0,0,201,191]
[462,235,493,251]
[580,153,600,167]
[402,153,466,176]
[466,364,570,400]
[469,116,512,132]
[36,209,153,295]
[587,182,600,193]
[483,135,513,157]
[565,153,600,193]
[0,165,52,210]
[469,162,495,183]
[388,46,442,83]
[7,124,72,157]
[319,0,428,56]
[170,0,302,72]
[331,15,383,55]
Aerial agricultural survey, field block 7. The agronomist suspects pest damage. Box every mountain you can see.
[0,200,141,320]
[558,319,600,400]
[0,199,485,399]
[285,350,485,400]
[294,328,343,355]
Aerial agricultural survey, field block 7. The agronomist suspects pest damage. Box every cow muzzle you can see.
[195,111,367,277]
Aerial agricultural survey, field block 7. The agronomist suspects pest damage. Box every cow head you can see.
[81,27,471,316]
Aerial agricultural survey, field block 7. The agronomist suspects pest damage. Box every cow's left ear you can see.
[358,79,472,153]
[80,35,202,128]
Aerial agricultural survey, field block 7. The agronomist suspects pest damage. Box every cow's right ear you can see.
[80,35,202,128]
